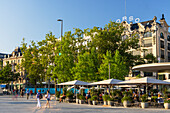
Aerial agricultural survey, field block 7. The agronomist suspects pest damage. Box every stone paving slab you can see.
[0,95,170,113]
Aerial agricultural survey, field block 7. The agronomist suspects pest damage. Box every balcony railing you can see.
[144,43,152,47]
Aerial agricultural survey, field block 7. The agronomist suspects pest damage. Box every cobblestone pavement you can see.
[0,95,170,113]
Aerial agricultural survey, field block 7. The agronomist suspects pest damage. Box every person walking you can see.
[20,89,24,98]
[36,90,42,108]
[30,90,33,98]
[45,90,51,108]
[26,89,29,100]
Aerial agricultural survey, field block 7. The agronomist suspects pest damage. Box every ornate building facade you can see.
[3,47,26,89]
[122,14,170,79]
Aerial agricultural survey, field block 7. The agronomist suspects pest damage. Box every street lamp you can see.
[57,19,63,41]
[109,63,110,79]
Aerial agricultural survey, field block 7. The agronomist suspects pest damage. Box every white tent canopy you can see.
[118,77,170,85]
[164,79,170,82]
[90,79,123,85]
[57,80,89,86]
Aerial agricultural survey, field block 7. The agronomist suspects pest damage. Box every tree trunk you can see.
[35,84,37,94]
[34,80,37,94]
[54,79,57,96]
[48,79,50,91]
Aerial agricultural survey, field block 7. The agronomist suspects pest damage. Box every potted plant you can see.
[88,98,92,105]
[66,90,74,103]
[76,94,80,104]
[164,99,170,109]
[108,96,114,106]
[91,95,98,105]
[122,96,131,108]
[140,94,148,108]
[56,91,60,101]
[102,95,109,105]
[79,95,85,104]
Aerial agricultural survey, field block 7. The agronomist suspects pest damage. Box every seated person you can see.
[86,92,91,100]
[59,93,66,103]
[99,92,104,101]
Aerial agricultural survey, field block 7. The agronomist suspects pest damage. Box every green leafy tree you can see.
[86,21,139,67]
[99,50,128,80]
[53,32,75,83]
[72,47,99,82]
[21,39,43,93]
[144,53,158,63]
[38,32,59,91]
[0,62,19,84]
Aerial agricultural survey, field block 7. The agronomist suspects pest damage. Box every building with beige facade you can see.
[3,47,26,89]
[122,14,170,80]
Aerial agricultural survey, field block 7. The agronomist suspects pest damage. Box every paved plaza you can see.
[0,95,170,113]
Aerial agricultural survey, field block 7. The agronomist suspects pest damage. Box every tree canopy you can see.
[20,21,141,85]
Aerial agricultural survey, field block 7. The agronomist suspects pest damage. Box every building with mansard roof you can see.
[3,47,26,89]
[122,14,170,80]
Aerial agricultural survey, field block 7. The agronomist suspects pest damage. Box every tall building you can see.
[3,47,26,89]
[122,14,170,79]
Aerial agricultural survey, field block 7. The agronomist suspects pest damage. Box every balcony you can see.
[144,43,152,47]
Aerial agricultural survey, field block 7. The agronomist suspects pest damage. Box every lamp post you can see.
[57,19,63,41]
[109,63,110,79]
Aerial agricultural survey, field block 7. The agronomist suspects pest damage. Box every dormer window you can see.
[167,35,170,41]
[160,32,164,39]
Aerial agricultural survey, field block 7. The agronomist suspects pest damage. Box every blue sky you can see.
[0,0,170,53]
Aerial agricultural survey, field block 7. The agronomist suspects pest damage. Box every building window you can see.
[168,43,170,50]
[144,72,153,77]
[160,32,164,39]
[167,35,170,41]
[18,60,20,63]
[144,32,152,38]
[168,52,170,61]
[158,74,165,80]
[144,39,152,47]
[161,40,164,48]
[161,50,164,59]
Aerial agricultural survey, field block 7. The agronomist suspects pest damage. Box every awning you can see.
[118,77,170,85]
[90,79,123,85]
[57,80,89,86]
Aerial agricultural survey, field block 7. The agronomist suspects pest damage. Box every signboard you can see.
[116,16,140,23]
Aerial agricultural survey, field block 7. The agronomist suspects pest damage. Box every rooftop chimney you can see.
[161,14,165,20]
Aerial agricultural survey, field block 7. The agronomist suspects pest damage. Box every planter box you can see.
[76,99,79,104]
[108,101,113,106]
[164,103,170,109]
[103,101,107,105]
[79,100,84,104]
[88,99,92,105]
[123,101,130,108]
[141,102,148,108]
[93,101,97,105]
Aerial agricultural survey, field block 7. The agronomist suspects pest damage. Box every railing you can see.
[144,43,152,47]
